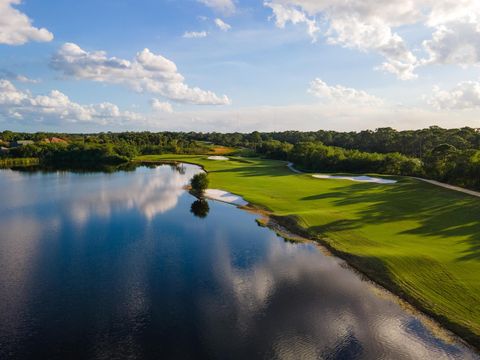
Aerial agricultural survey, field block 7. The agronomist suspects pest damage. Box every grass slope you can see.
[0,157,39,167]
[137,154,480,346]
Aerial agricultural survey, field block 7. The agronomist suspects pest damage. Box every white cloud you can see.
[264,2,319,42]
[183,31,208,39]
[427,81,480,110]
[135,102,477,133]
[0,69,39,83]
[51,43,231,106]
[422,21,480,66]
[214,18,232,32]
[151,99,173,113]
[0,79,141,125]
[264,0,480,80]
[0,0,53,45]
[1,81,477,132]
[308,78,383,106]
[198,0,236,15]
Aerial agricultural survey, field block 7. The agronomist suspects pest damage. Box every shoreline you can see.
[55,158,480,353]
[239,202,480,354]
[159,158,480,354]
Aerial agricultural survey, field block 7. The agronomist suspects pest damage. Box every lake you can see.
[0,164,477,359]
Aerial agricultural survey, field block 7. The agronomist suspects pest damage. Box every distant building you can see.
[11,140,34,147]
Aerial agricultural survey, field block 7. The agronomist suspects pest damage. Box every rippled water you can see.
[0,164,477,360]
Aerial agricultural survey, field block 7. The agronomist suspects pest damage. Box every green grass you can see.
[0,157,39,167]
[137,154,480,346]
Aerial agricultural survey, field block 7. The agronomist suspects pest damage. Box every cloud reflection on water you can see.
[0,166,477,360]
[200,236,472,359]
[67,165,202,224]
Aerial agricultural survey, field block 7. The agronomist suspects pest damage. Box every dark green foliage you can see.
[188,127,480,190]
[190,199,210,218]
[2,127,480,190]
[0,131,211,167]
[190,173,209,193]
[287,142,423,176]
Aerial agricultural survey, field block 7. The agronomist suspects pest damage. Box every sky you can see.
[1,0,480,133]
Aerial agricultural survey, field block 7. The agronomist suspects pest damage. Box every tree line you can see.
[188,127,480,190]
[0,131,212,167]
[2,127,480,190]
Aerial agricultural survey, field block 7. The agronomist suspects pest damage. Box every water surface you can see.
[0,164,477,359]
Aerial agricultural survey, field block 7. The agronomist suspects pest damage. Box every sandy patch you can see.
[204,189,248,206]
[208,156,229,161]
[312,174,397,184]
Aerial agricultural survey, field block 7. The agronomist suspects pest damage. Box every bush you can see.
[190,199,210,218]
[190,173,209,193]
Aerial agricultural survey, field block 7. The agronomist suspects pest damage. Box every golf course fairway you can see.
[137,154,480,348]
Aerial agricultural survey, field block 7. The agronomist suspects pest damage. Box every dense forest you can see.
[0,131,211,167]
[190,127,480,190]
[1,127,480,189]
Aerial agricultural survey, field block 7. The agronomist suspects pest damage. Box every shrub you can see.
[190,173,209,193]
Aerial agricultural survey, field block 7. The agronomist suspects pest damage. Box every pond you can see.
[0,164,477,360]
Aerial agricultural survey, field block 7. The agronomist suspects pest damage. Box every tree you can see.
[190,199,210,218]
[190,173,209,193]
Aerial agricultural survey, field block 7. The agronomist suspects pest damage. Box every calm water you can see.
[0,164,477,360]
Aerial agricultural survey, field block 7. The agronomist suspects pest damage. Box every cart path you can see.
[286,162,480,198]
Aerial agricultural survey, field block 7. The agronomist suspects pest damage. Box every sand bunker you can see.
[204,189,248,206]
[312,174,397,184]
[208,156,229,161]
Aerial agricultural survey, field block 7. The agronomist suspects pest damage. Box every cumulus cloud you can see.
[0,69,39,83]
[0,0,53,45]
[50,43,230,105]
[427,81,480,110]
[183,31,208,39]
[308,78,383,106]
[264,0,480,79]
[214,18,231,32]
[264,2,319,42]
[198,0,236,15]
[0,79,141,125]
[150,99,173,113]
[0,82,474,132]
[422,22,480,66]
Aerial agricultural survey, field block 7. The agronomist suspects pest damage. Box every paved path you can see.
[412,178,480,198]
[286,162,480,198]
[287,162,303,174]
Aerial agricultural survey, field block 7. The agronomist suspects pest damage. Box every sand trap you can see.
[204,189,248,206]
[208,156,229,161]
[312,174,397,184]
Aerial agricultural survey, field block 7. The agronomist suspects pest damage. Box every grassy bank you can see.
[137,154,480,349]
[0,157,39,167]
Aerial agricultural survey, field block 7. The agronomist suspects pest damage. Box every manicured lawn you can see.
[137,154,480,345]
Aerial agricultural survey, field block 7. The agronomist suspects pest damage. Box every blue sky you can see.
[1,0,480,132]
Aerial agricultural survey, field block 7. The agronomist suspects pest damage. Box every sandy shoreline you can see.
[204,189,248,206]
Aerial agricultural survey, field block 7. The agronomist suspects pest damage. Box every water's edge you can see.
[4,160,479,355]
[254,210,480,354]
[159,159,480,354]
